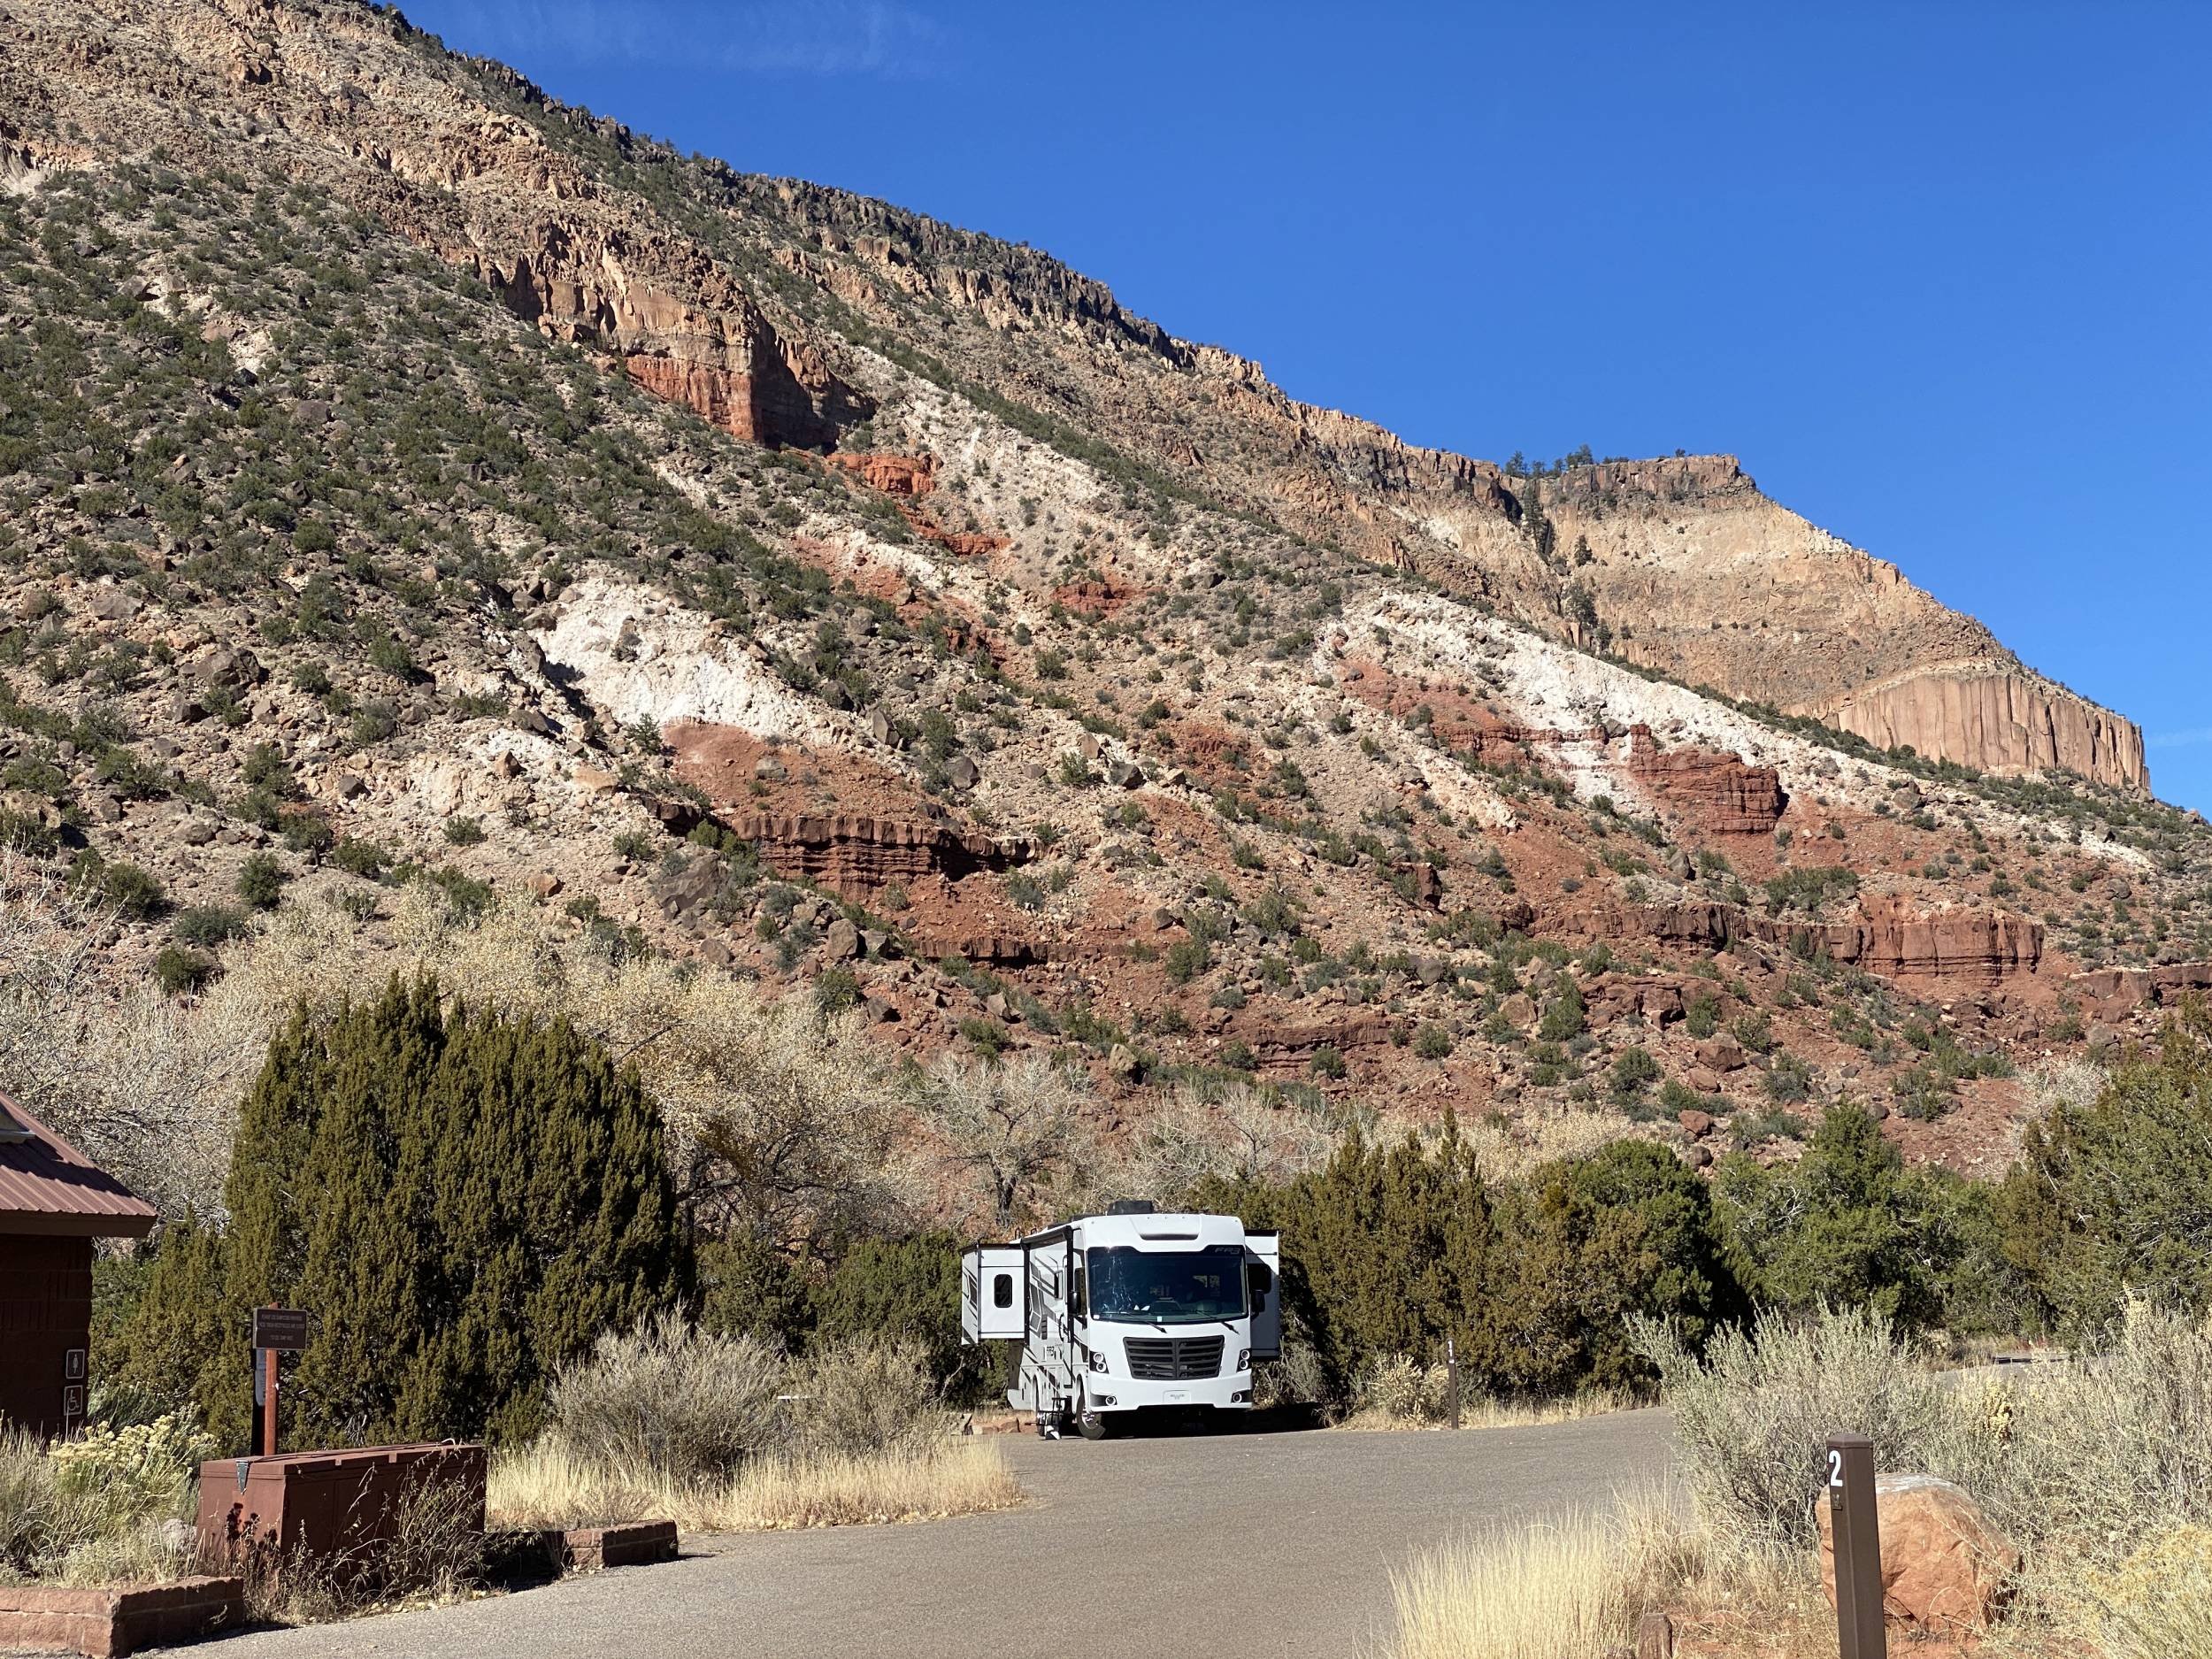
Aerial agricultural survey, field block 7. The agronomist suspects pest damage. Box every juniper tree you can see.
[105,977,687,1448]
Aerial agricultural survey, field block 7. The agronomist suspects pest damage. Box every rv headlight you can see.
[1087,1349,1110,1374]
[1236,1348,1251,1372]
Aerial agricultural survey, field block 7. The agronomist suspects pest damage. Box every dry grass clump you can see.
[1628,1303,1950,1556]
[1455,1105,1657,1180]
[488,1438,1020,1533]
[549,1312,784,1482]
[234,1471,487,1625]
[1337,1353,1624,1432]
[499,1317,1022,1535]
[2081,1524,2212,1659]
[1380,1485,1705,1659]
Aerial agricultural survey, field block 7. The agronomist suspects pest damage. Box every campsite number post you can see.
[1826,1432,1886,1659]
[250,1307,311,1459]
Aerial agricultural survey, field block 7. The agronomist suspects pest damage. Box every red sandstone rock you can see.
[1693,1034,1747,1072]
[709,812,1028,900]
[2069,960,2212,1017]
[829,451,938,495]
[1626,726,1786,834]
[1644,898,2040,987]
[1817,1473,2019,1636]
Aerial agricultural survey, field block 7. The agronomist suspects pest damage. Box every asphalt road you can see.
[172,1409,1676,1659]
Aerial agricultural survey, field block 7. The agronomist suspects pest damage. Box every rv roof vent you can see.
[1107,1199,1156,1216]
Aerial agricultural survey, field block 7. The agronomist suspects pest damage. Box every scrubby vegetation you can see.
[1383,1300,2212,1657]
[0,1415,211,1586]
[488,1315,1017,1532]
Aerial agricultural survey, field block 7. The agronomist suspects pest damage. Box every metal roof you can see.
[0,1091,157,1238]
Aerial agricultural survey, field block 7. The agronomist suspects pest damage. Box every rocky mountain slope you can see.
[1,0,2204,1180]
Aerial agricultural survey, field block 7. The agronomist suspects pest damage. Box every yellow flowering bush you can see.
[49,1413,215,1521]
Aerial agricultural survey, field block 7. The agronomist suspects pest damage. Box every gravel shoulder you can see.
[165,1409,1676,1659]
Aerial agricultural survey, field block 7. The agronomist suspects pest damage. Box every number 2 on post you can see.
[1827,1450,1844,1489]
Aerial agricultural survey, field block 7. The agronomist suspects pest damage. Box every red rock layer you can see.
[2069,961,2212,1016]
[622,356,764,442]
[1626,727,1786,834]
[722,811,1025,900]
[828,452,938,495]
[1645,896,2042,987]
[1050,576,1146,618]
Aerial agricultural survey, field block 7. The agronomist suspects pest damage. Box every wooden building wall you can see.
[0,1233,94,1436]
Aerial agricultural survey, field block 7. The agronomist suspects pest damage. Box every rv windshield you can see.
[1086,1244,1247,1325]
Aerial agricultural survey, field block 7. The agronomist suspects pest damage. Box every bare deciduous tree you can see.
[917,1051,1094,1232]
[1090,1082,1339,1209]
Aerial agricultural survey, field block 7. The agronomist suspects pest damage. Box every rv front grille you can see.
[1122,1335,1225,1380]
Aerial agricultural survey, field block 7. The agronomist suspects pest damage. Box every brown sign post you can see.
[249,1307,311,1459]
[1826,1432,1886,1659]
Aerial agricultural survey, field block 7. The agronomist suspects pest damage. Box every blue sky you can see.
[405,0,2212,811]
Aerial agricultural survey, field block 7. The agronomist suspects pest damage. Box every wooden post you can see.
[1827,1432,1886,1659]
[248,1346,264,1461]
[1445,1333,1461,1430]
[264,1345,280,1457]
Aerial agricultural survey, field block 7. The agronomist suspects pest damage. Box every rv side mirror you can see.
[1247,1262,1272,1305]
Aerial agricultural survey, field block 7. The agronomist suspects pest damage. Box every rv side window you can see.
[992,1271,1014,1310]
[1071,1263,1086,1317]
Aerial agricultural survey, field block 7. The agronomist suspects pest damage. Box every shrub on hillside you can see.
[1713,1104,2032,1335]
[784,1340,948,1459]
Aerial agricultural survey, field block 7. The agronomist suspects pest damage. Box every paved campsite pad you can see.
[173,1409,1674,1659]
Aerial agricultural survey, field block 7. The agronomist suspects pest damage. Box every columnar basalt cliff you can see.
[1816,663,2147,793]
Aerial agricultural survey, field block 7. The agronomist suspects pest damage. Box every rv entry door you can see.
[1244,1231,1282,1362]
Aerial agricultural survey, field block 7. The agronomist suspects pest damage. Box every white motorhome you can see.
[960,1202,1280,1439]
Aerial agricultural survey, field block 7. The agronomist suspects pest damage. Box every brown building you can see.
[0,1093,157,1436]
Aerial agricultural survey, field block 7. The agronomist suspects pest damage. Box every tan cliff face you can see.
[1815,663,2147,793]
[0,0,868,448]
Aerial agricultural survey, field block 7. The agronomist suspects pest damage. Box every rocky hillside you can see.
[1,0,2205,1180]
